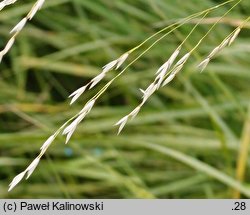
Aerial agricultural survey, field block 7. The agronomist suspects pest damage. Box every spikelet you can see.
[8,171,26,192]
[155,47,181,88]
[115,116,129,134]
[197,58,210,72]
[198,26,243,72]
[0,0,18,11]
[63,99,96,143]
[69,52,129,104]
[0,0,46,63]
[26,158,40,179]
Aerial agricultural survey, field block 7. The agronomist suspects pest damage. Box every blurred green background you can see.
[0,0,250,198]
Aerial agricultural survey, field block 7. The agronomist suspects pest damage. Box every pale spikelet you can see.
[69,85,87,97]
[159,53,190,83]
[228,28,241,46]
[207,46,220,59]
[102,60,117,73]
[79,99,95,114]
[175,53,190,66]
[69,85,88,105]
[142,83,158,103]
[1,0,46,64]
[168,46,181,66]
[26,158,40,179]
[0,37,15,61]
[63,113,86,136]
[143,83,155,97]
[75,112,87,125]
[102,52,129,73]
[10,17,27,34]
[67,113,87,136]
[115,106,141,134]
[8,171,26,192]
[63,119,79,144]
[0,0,18,11]
[27,0,45,20]
[68,52,129,104]
[115,116,129,134]
[40,135,55,152]
[116,52,129,69]
[155,63,172,89]
[63,99,95,143]
[219,39,229,50]
[159,51,189,87]
[89,72,106,89]
[0,52,3,63]
[2,37,15,54]
[155,72,166,89]
[62,121,77,136]
[155,62,169,81]
[156,47,181,76]
[156,61,170,75]
[172,64,184,75]
[36,0,45,10]
[129,106,141,119]
[197,27,242,73]
[9,155,42,191]
[65,129,75,144]
[139,88,145,95]
[198,58,210,72]
[161,72,176,87]
[155,47,181,88]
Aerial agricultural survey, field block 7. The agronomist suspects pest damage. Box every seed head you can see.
[10,18,27,34]
[69,85,88,105]
[26,158,40,179]
[228,28,241,46]
[115,116,129,135]
[116,52,129,69]
[8,171,26,192]
[198,58,210,72]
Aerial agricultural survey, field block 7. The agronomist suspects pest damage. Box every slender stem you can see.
[128,0,237,54]
[189,0,243,54]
